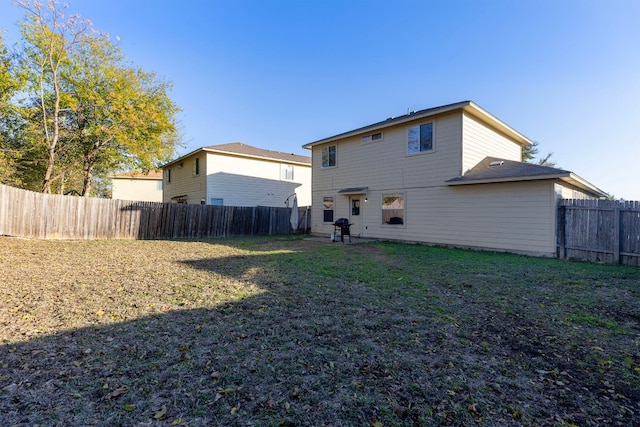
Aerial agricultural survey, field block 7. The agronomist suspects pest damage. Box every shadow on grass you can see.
[2,238,640,426]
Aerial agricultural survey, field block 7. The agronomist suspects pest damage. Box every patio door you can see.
[349,196,362,237]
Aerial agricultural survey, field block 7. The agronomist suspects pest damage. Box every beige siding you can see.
[112,178,163,202]
[319,112,462,189]
[163,153,207,203]
[164,151,311,207]
[370,182,555,255]
[462,112,522,173]
[205,153,311,207]
[311,112,464,234]
[554,182,594,200]
[309,109,558,255]
[314,181,557,255]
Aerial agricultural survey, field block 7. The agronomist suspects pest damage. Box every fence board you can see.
[558,199,640,266]
[0,184,310,241]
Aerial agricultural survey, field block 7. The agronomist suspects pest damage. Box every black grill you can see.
[333,218,352,243]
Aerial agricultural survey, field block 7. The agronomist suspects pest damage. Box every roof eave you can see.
[447,172,607,198]
[447,173,570,186]
[461,102,533,147]
[161,147,205,168]
[203,148,311,166]
[561,173,608,198]
[303,101,472,148]
[162,147,311,168]
[303,101,534,149]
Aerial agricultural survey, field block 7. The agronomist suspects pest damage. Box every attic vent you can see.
[489,161,504,167]
[362,132,383,143]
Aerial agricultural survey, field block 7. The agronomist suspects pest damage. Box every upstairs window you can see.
[281,164,294,181]
[407,122,433,154]
[194,158,200,175]
[321,145,336,168]
[166,168,171,183]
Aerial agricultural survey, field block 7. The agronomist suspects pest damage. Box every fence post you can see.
[557,204,566,259]
[613,205,621,264]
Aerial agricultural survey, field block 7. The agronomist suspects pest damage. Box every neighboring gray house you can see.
[303,101,605,256]
[162,143,311,207]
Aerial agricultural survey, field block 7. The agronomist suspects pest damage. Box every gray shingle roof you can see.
[447,157,607,198]
[204,143,311,165]
[446,157,571,184]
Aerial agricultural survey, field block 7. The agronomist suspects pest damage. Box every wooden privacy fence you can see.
[557,199,640,266]
[0,184,310,240]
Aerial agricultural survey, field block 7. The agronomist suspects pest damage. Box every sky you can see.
[1,0,639,200]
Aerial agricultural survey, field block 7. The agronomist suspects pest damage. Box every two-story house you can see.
[303,101,605,256]
[162,143,311,207]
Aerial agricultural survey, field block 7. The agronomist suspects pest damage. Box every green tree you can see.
[65,37,180,195]
[0,32,25,186]
[10,0,181,195]
[522,141,557,167]
[16,0,92,193]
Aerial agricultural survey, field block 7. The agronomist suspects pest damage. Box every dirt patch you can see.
[1,236,639,426]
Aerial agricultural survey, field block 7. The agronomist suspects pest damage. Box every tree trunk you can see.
[40,39,61,194]
[41,144,56,193]
[81,157,93,197]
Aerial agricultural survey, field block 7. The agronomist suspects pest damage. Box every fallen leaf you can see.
[105,385,128,399]
[153,405,167,420]
[123,404,136,411]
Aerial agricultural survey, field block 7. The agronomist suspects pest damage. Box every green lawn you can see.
[1,236,639,426]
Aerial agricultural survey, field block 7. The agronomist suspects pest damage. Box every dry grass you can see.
[1,236,639,426]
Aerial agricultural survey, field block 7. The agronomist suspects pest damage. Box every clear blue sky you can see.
[2,0,639,199]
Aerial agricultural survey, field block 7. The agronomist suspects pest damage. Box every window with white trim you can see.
[323,196,334,222]
[382,193,404,225]
[281,164,294,181]
[407,122,433,154]
[321,145,336,168]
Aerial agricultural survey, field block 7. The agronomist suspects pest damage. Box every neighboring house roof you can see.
[162,142,311,168]
[303,100,534,149]
[446,157,607,198]
[112,170,163,180]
